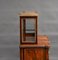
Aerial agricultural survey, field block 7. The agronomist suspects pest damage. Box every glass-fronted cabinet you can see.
[19,11,50,60]
[20,11,38,44]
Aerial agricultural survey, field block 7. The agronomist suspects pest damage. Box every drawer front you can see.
[24,48,45,60]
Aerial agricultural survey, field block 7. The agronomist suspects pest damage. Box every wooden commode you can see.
[18,11,50,60]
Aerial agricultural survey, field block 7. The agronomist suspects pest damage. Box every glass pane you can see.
[25,19,35,34]
[25,36,35,42]
[26,20,35,29]
[22,18,36,43]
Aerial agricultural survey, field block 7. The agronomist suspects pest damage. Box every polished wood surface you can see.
[18,11,38,16]
[19,35,50,47]
[19,11,50,60]
[20,35,50,60]
[20,47,49,60]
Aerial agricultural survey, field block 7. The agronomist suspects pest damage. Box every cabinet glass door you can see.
[22,18,36,43]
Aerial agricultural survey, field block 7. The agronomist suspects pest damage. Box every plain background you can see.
[0,0,58,60]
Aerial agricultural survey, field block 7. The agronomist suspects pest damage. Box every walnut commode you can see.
[18,11,50,60]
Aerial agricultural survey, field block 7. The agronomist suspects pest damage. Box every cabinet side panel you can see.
[20,17,22,44]
[20,48,24,60]
[46,49,49,60]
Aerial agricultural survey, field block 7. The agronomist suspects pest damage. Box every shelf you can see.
[26,29,35,31]
[25,33,35,36]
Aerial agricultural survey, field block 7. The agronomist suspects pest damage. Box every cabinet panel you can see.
[24,48,45,60]
[20,48,24,60]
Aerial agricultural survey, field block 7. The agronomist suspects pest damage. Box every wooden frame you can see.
[20,16,37,44]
